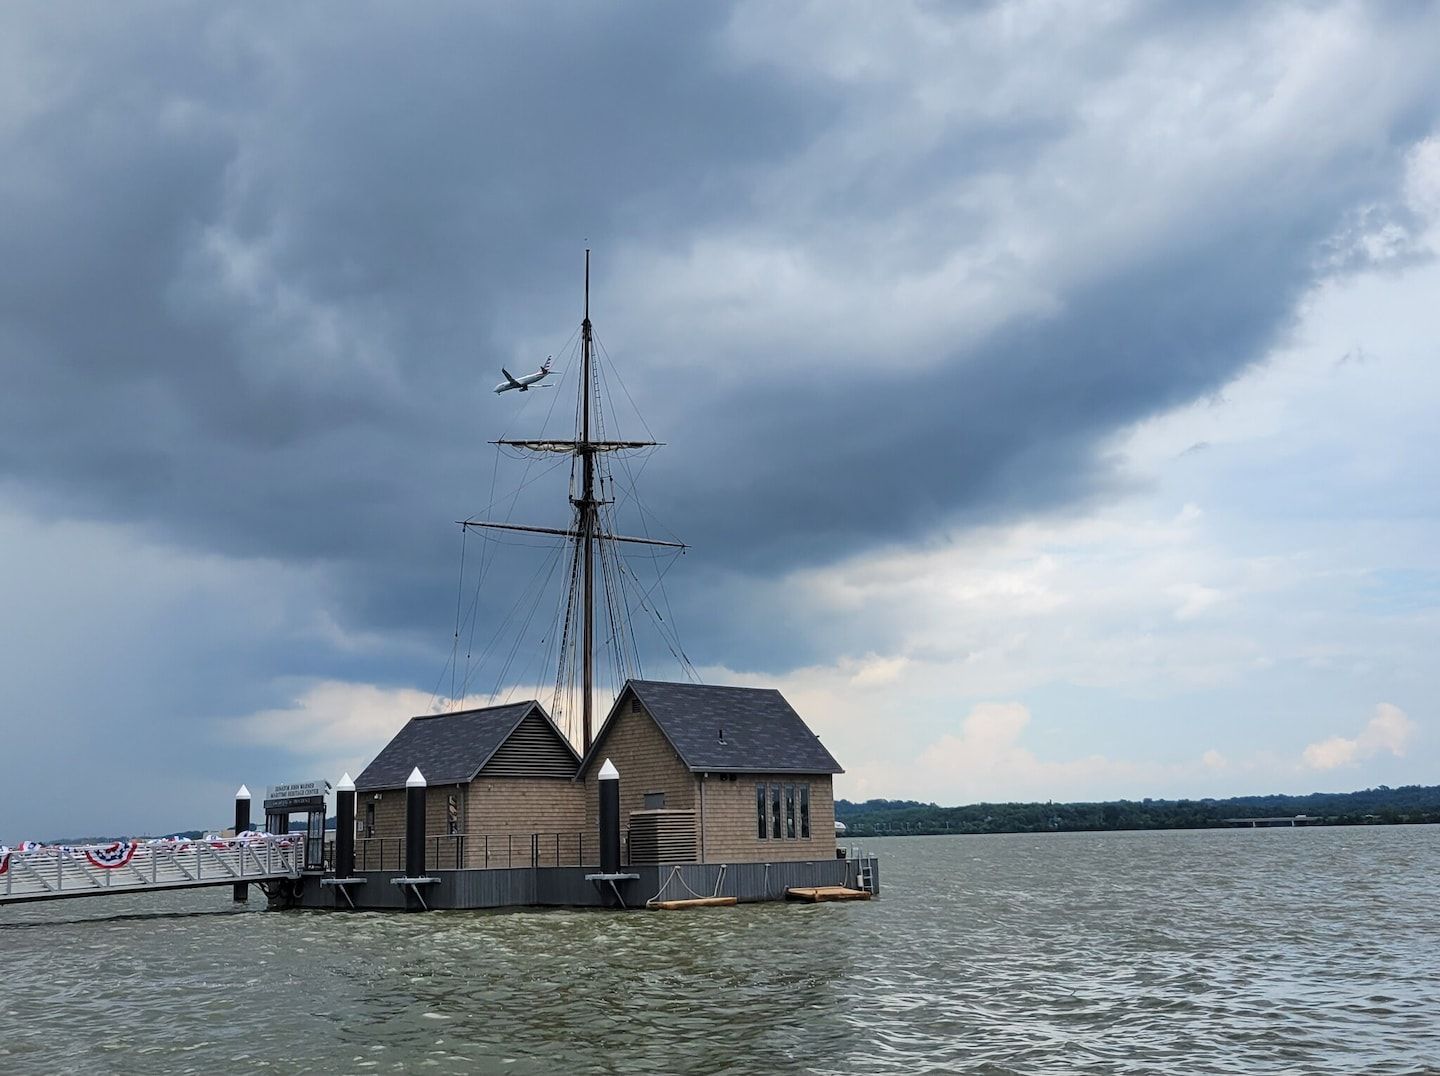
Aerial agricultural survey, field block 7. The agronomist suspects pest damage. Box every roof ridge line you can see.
[409,700,536,722]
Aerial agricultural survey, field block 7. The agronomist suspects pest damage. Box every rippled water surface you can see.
[3,826,1439,1074]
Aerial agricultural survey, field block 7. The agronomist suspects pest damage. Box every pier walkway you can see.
[0,836,303,906]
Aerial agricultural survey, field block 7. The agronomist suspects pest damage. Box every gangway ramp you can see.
[0,836,302,906]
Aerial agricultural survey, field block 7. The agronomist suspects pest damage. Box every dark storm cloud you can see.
[2,1,1439,686]
[0,3,826,634]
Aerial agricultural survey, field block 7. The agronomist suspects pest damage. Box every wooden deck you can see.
[785,885,871,903]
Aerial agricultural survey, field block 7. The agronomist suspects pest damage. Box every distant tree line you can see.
[835,784,1440,836]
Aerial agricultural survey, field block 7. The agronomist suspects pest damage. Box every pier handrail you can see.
[352,831,589,872]
[0,834,303,905]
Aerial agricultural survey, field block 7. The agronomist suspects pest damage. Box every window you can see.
[644,791,666,810]
[447,794,460,835]
[757,782,812,840]
[364,802,375,839]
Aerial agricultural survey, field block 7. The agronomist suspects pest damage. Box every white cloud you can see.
[1404,136,1440,224]
[846,654,911,688]
[907,701,1140,802]
[230,679,580,785]
[233,680,439,761]
[702,242,1440,802]
[1302,702,1418,771]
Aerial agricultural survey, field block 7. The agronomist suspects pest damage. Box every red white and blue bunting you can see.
[83,840,139,870]
[0,834,296,877]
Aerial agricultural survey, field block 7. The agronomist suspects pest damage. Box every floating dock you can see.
[786,885,872,903]
[289,855,878,911]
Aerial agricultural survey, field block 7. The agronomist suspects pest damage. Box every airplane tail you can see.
[542,355,553,371]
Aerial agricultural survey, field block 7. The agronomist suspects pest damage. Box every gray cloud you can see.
[2,2,1439,713]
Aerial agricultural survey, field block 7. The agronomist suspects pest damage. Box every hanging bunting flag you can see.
[84,840,139,870]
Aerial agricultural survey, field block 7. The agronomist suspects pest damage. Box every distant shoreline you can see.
[836,784,1440,838]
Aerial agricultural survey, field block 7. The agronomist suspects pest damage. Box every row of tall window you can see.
[756,783,811,839]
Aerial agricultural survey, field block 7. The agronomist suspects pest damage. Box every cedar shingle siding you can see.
[583,705,695,837]
[354,700,585,869]
[356,680,843,871]
[580,684,840,865]
[700,772,835,863]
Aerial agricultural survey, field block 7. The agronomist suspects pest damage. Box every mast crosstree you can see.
[459,250,685,752]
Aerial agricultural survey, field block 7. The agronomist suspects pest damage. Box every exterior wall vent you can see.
[627,809,697,864]
[481,711,579,778]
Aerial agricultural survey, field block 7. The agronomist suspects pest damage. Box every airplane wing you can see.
[500,368,523,388]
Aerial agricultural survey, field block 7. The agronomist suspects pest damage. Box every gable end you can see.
[482,710,580,778]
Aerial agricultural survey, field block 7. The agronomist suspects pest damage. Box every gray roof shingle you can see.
[355,701,577,790]
[585,680,843,775]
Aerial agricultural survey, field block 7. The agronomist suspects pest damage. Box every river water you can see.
[2,825,1437,1074]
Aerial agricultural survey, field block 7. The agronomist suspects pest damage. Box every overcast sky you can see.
[3,2,1439,837]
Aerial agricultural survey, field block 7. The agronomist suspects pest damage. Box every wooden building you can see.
[351,680,843,872]
[579,681,843,865]
[353,700,585,869]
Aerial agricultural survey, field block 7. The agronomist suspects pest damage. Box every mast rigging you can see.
[459,250,685,752]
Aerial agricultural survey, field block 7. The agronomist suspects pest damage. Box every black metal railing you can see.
[352,832,587,872]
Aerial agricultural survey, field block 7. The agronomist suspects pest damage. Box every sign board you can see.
[264,779,331,813]
[267,780,331,800]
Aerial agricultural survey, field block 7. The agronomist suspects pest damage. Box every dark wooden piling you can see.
[599,758,620,873]
[233,785,251,903]
[405,767,427,880]
[335,773,355,879]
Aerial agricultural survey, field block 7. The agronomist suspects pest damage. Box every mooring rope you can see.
[644,864,726,907]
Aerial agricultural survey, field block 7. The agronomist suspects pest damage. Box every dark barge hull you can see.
[287,856,878,911]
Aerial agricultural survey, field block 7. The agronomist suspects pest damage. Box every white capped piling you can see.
[335,773,356,880]
[405,767,427,880]
[233,785,251,902]
[599,759,621,874]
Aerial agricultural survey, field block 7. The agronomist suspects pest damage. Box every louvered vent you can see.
[627,809,698,865]
[482,711,579,778]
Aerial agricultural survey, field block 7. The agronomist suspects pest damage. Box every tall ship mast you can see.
[455,251,689,751]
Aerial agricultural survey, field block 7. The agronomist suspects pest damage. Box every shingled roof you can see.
[584,680,843,775]
[354,701,578,791]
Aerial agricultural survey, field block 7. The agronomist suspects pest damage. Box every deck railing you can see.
[0,835,303,904]
[353,832,588,872]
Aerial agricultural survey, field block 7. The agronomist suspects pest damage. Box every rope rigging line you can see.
[550,534,585,740]
[592,330,658,444]
[597,531,635,686]
[489,539,570,707]
[438,329,586,712]
[431,298,699,729]
[611,544,695,675]
[455,535,568,705]
[507,543,582,724]
[450,526,467,704]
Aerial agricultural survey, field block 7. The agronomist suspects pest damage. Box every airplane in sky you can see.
[493,356,554,394]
